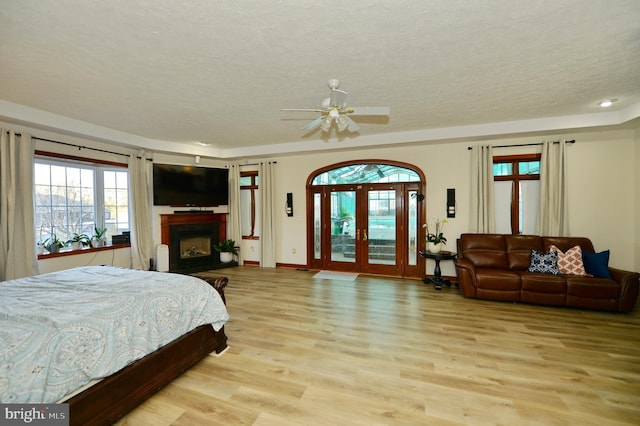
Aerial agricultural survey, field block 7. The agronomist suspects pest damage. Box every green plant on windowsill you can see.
[92,226,108,247]
[67,233,91,250]
[44,234,65,253]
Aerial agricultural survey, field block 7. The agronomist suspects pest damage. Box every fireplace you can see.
[181,236,211,259]
[160,212,232,274]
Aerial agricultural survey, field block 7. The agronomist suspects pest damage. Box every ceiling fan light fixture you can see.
[337,115,348,131]
[283,78,389,136]
[320,116,332,132]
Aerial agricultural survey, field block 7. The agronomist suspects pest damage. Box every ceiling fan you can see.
[282,79,390,133]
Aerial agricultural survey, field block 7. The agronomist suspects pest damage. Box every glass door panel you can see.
[313,192,321,260]
[367,189,396,265]
[408,190,418,266]
[329,190,357,265]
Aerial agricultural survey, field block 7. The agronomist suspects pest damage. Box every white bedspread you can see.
[0,266,229,403]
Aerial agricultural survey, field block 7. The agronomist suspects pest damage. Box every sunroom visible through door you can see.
[307,161,425,278]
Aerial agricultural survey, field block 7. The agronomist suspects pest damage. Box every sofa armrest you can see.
[454,258,478,298]
[609,267,640,312]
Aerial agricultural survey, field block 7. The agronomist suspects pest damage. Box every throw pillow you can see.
[528,249,561,275]
[582,249,611,279]
[548,244,588,275]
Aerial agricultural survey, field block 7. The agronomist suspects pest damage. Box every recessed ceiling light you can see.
[196,142,209,147]
[598,99,617,108]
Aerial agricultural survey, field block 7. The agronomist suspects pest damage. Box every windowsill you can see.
[37,243,131,260]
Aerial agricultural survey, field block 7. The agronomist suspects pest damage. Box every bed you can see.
[0,265,229,426]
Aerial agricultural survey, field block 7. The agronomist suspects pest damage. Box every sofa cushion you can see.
[582,250,611,279]
[548,244,587,276]
[474,268,521,301]
[521,273,567,306]
[521,272,567,293]
[458,234,508,269]
[566,276,619,298]
[475,269,521,290]
[527,250,561,275]
[505,235,544,270]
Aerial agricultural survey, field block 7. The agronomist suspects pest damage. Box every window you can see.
[493,154,540,235]
[34,156,129,246]
[312,163,420,185]
[240,171,259,238]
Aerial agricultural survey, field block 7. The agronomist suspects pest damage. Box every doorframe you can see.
[305,159,426,278]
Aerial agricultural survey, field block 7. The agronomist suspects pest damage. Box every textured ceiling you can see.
[1,1,639,158]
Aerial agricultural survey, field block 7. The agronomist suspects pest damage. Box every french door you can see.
[308,182,422,278]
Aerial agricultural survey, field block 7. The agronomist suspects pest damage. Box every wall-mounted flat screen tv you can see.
[153,164,229,207]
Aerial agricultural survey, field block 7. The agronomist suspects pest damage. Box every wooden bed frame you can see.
[65,276,228,426]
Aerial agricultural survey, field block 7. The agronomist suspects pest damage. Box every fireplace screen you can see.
[180,236,212,259]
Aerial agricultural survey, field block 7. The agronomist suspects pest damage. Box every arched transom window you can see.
[311,163,421,185]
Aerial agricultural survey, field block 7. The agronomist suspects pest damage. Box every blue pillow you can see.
[528,250,561,275]
[582,249,611,279]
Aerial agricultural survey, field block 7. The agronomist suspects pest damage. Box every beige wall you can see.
[4,120,637,276]
[273,128,639,277]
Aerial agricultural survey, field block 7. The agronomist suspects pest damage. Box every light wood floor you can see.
[117,266,640,425]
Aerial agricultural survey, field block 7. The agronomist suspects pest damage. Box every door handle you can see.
[363,229,368,241]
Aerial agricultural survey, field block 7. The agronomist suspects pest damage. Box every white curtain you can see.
[227,163,243,264]
[259,161,276,268]
[520,180,540,235]
[537,140,569,236]
[493,180,513,234]
[0,129,39,280]
[128,153,154,270]
[469,145,496,233]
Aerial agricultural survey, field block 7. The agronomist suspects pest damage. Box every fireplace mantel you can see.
[160,212,227,245]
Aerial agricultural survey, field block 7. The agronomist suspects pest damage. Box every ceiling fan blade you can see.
[282,108,324,113]
[301,117,323,132]
[330,89,348,108]
[346,116,360,132]
[349,106,390,116]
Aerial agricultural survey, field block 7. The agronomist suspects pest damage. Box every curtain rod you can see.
[13,133,153,160]
[32,136,131,157]
[8,131,133,157]
[467,139,575,150]
[231,161,278,166]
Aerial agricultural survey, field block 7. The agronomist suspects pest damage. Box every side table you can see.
[419,250,457,290]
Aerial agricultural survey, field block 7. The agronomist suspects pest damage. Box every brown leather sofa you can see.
[454,234,639,312]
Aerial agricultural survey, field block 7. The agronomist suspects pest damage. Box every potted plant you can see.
[92,226,108,247]
[333,208,353,235]
[423,218,447,253]
[44,234,65,254]
[67,233,91,250]
[213,239,240,263]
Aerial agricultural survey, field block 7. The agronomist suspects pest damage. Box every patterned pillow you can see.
[548,245,588,276]
[527,249,561,275]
